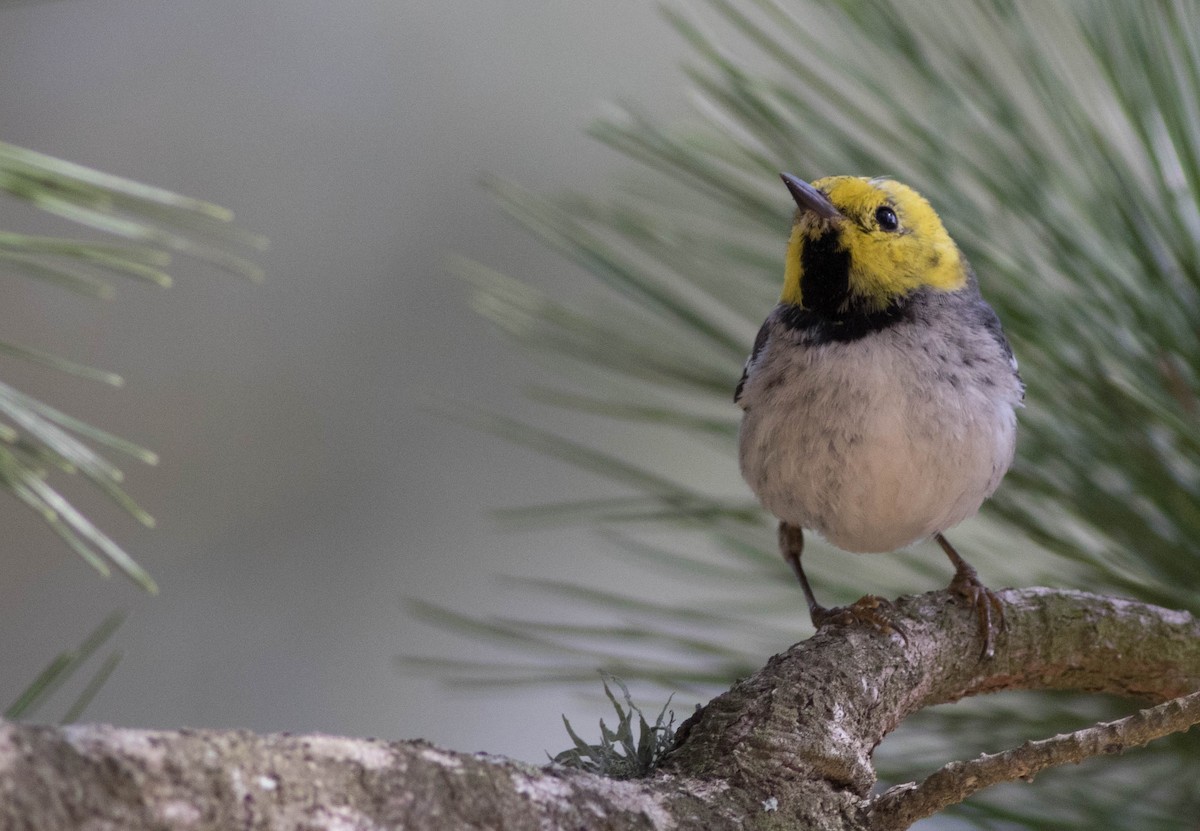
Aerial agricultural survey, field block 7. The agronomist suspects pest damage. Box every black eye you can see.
[875,206,899,231]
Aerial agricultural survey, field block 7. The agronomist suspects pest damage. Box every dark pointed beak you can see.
[780,173,841,220]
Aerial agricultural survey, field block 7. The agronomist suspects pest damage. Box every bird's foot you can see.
[811,594,908,643]
[948,567,1005,659]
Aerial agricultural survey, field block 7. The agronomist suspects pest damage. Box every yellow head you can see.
[779,174,967,316]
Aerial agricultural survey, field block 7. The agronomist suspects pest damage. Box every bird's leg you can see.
[935,532,1004,659]
[778,521,822,620]
[778,522,905,640]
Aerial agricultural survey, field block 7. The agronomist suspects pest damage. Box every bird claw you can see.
[949,570,1005,659]
[811,594,908,643]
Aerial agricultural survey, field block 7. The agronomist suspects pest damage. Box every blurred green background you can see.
[3,2,1200,829]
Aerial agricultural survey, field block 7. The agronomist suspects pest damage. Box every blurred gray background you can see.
[0,0,702,761]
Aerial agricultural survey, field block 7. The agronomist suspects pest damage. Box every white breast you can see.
[738,325,1019,553]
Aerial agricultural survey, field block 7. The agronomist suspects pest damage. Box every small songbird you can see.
[736,174,1023,657]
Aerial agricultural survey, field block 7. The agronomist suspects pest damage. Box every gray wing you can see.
[973,298,1024,400]
[734,319,772,405]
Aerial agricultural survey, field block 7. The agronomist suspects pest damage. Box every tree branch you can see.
[867,688,1200,829]
[2,588,1198,830]
[662,587,1200,795]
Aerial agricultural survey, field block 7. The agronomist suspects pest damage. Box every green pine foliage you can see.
[4,612,124,723]
[440,1,1200,828]
[0,141,264,591]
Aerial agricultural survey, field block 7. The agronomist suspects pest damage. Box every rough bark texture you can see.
[3,588,1198,830]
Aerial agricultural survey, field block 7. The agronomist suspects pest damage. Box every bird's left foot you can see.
[936,533,1005,659]
[811,594,909,643]
[947,563,1005,659]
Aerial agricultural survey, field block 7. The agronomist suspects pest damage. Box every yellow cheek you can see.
[849,233,966,305]
[915,237,967,292]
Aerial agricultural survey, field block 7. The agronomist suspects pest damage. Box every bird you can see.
[735,173,1023,658]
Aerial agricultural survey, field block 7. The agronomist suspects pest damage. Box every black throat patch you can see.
[778,302,908,343]
[799,230,851,316]
[789,229,910,342]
